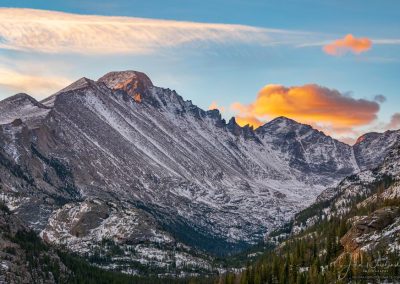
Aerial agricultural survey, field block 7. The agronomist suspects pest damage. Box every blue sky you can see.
[0,0,399,143]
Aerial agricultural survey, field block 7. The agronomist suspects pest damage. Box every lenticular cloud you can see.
[0,8,307,54]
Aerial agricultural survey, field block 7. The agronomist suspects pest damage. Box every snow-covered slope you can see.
[353,130,400,171]
[0,71,398,265]
[0,93,50,126]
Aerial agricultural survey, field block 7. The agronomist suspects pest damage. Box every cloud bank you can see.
[0,8,310,55]
[231,84,381,139]
[323,34,372,56]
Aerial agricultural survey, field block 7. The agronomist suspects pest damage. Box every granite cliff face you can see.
[0,70,398,272]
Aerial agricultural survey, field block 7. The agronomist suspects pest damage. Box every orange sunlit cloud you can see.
[231,84,381,140]
[235,116,262,128]
[208,101,225,112]
[323,34,372,56]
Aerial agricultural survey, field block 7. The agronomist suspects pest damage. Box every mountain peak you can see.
[354,130,397,145]
[256,116,310,136]
[0,92,50,126]
[97,71,155,104]
[1,93,37,104]
[98,71,153,91]
[268,116,300,126]
[354,133,374,145]
[57,77,94,94]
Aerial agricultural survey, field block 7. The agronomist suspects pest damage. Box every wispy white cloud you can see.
[298,38,400,48]
[0,8,312,55]
[372,39,400,45]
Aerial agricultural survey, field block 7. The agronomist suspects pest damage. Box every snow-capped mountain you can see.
[0,71,398,271]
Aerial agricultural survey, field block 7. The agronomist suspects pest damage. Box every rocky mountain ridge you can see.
[0,70,399,274]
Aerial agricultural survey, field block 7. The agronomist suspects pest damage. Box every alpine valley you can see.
[0,71,399,283]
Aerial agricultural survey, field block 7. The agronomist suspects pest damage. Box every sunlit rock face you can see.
[0,70,398,261]
[98,71,153,103]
